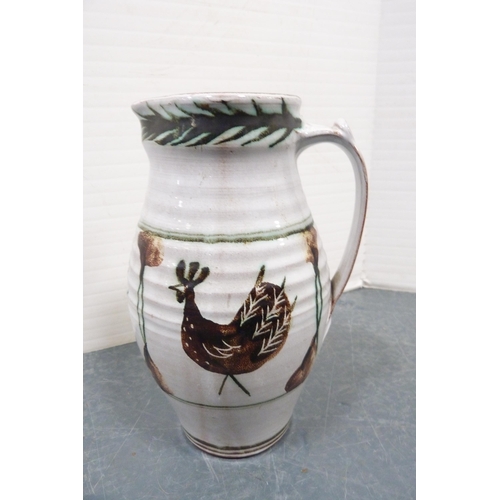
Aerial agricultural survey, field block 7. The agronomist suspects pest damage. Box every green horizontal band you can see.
[138,215,314,243]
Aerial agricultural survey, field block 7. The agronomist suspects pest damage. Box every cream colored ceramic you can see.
[128,93,368,457]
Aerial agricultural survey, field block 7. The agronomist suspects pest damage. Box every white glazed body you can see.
[127,94,365,457]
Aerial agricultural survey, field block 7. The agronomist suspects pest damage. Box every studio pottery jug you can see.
[128,93,368,457]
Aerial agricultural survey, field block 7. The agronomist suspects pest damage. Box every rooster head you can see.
[168,260,210,303]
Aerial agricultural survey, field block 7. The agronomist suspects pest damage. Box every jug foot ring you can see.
[183,420,291,458]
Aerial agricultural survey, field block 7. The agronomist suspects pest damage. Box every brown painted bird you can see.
[169,260,296,396]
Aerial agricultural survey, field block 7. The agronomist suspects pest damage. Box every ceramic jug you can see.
[128,93,368,457]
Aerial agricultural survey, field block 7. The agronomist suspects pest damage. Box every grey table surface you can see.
[83,288,415,500]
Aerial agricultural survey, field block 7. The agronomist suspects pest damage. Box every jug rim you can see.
[132,93,303,148]
[131,92,301,110]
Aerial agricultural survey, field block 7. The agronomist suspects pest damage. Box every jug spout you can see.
[131,93,302,149]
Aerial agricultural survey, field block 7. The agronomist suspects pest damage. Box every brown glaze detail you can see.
[183,420,290,457]
[137,230,171,394]
[138,231,164,268]
[144,343,172,395]
[329,279,335,319]
[285,226,323,392]
[284,336,317,392]
[304,226,319,271]
[169,260,296,396]
[136,231,164,346]
[303,226,321,340]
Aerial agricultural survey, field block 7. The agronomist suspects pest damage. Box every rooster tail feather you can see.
[255,265,266,286]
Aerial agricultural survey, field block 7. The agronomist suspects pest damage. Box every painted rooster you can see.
[169,260,296,396]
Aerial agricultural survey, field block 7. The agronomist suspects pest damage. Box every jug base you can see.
[183,420,291,458]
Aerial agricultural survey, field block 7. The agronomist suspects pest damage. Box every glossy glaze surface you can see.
[127,93,368,455]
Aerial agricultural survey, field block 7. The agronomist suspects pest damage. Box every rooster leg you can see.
[229,375,251,397]
[218,375,229,395]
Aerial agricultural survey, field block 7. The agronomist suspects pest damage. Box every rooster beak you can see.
[169,283,186,303]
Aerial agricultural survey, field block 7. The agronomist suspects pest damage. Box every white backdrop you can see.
[364,0,415,291]
[83,0,415,352]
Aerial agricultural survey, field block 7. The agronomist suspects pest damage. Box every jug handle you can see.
[296,120,368,307]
